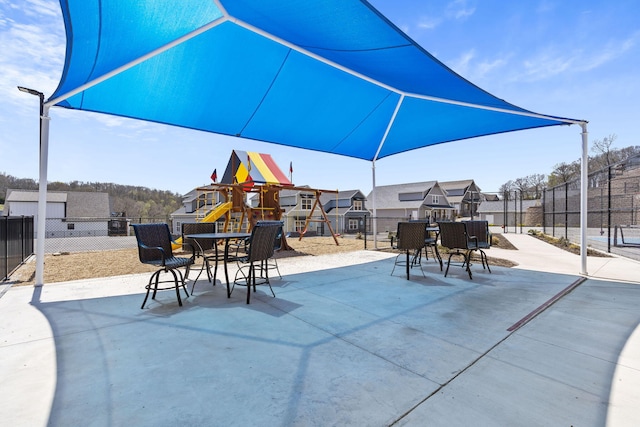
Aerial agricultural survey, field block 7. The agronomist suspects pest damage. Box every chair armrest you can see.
[467,235,479,249]
[138,243,167,265]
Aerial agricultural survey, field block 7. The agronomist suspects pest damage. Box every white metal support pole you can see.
[580,122,588,275]
[372,160,377,249]
[35,105,51,287]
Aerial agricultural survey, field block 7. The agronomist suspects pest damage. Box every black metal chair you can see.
[256,220,284,278]
[233,222,283,304]
[182,222,219,293]
[132,223,195,309]
[408,219,443,271]
[463,220,492,273]
[391,222,427,280]
[437,221,478,279]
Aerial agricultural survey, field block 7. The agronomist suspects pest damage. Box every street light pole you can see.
[17,86,49,287]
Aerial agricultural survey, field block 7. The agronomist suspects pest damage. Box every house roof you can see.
[5,189,110,217]
[66,192,110,217]
[439,179,480,204]
[438,179,478,192]
[318,189,364,206]
[6,189,67,203]
[367,181,439,210]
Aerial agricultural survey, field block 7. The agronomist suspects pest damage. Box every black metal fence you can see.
[539,154,640,261]
[1,216,34,281]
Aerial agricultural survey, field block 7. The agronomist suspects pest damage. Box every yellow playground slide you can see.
[171,202,233,250]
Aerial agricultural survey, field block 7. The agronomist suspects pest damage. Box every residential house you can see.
[257,186,317,235]
[169,186,224,235]
[318,189,371,235]
[367,181,453,233]
[3,189,110,238]
[439,179,483,218]
[250,187,371,236]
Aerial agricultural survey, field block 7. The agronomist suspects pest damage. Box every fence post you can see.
[607,165,612,253]
[2,217,7,280]
[519,191,523,234]
[542,188,546,234]
[363,215,367,250]
[564,182,569,239]
[552,187,556,237]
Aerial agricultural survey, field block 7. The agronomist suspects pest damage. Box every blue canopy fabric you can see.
[49,0,581,161]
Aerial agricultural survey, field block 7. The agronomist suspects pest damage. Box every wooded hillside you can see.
[0,173,182,219]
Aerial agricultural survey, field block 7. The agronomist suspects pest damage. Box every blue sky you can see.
[1,0,638,195]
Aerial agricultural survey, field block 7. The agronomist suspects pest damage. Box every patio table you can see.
[185,232,251,297]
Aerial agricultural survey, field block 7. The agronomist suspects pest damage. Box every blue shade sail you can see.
[49,0,580,161]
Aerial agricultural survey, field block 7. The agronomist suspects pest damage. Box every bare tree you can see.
[513,177,530,198]
[527,173,546,199]
[548,161,580,187]
[591,134,617,167]
[499,180,514,198]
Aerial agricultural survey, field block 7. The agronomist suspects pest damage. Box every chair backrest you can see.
[182,222,217,251]
[256,220,284,251]
[463,221,490,246]
[247,222,282,262]
[437,221,470,250]
[132,223,174,263]
[396,222,427,250]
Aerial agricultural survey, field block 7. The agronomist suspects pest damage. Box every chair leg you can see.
[265,261,275,297]
[426,244,443,271]
[141,271,160,309]
[246,263,254,304]
[178,267,190,298]
[391,253,401,276]
[405,250,410,280]
[169,269,183,306]
[152,270,161,300]
[480,250,491,273]
[464,251,473,280]
[444,253,454,277]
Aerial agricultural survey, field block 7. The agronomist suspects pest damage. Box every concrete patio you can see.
[1,234,639,426]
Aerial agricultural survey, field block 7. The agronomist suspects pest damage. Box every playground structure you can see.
[172,150,339,250]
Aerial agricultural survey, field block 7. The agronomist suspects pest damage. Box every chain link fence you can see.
[39,216,169,254]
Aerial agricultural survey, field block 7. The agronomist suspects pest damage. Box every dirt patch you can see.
[9,236,367,286]
[527,231,610,257]
[9,234,519,286]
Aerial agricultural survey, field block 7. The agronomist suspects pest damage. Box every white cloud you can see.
[449,49,476,76]
[446,0,476,20]
[0,1,65,110]
[446,49,509,82]
[23,0,59,18]
[515,31,639,82]
[417,16,441,30]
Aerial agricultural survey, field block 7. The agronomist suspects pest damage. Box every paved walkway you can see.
[1,233,639,426]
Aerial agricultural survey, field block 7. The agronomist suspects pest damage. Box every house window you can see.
[353,200,362,211]
[67,223,75,230]
[301,198,313,210]
[431,195,439,204]
[295,220,306,232]
[348,219,359,230]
